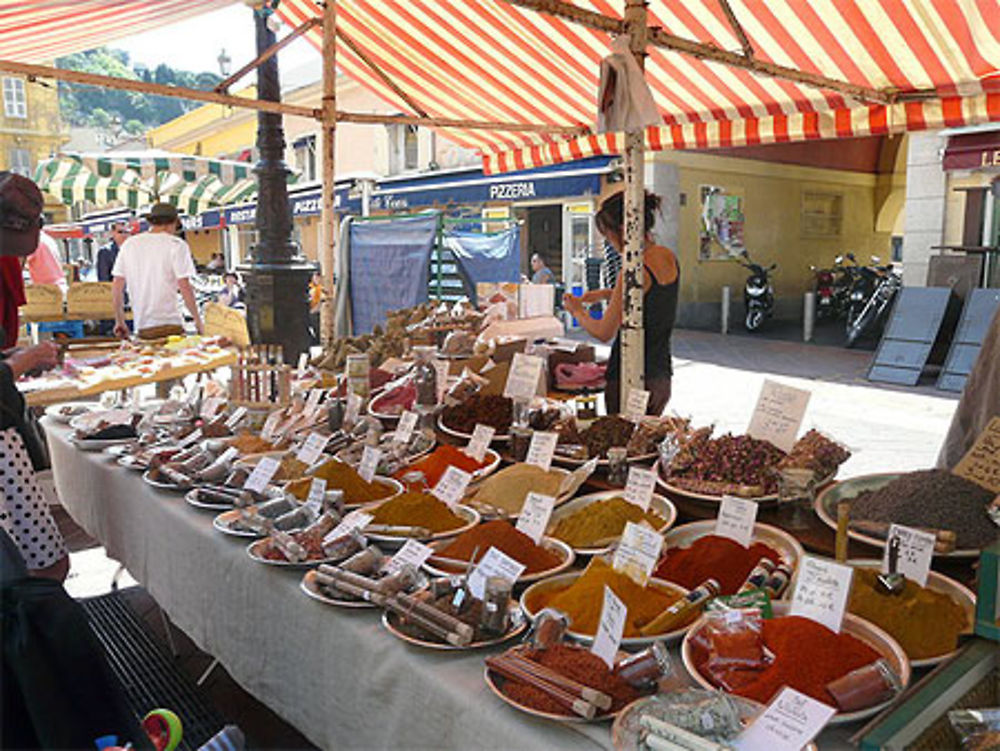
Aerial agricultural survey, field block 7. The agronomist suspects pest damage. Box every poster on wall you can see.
[699,185,746,260]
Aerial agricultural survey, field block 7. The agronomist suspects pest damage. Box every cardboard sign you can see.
[525,431,558,472]
[624,466,657,511]
[244,456,280,493]
[344,392,362,426]
[612,521,664,586]
[358,446,382,484]
[883,523,935,586]
[394,411,419,445]
[503,352,545,401]
[558,457,599,497]
[624,388,650,421]
[734,687,836,751]
[296,432,330,465]
[715,496,759,548]
[200,396,224,420]
[178,428,203,448]
[225,406,248,429]
[468,547,526,600]
[464,424,495,463]
[215,446,239,465]
[790,555,854,633]
[203,302,250,348]
[591,585,627,669]
[515,492,556,544]
[305,388,324,411]
[297,352,309,378]
[433,360,450,404]
[746,379,811,453]
[306,478,327,507]
[260,411,282,441]
[431,465,473,507]
[953,416,1000,493]
[322,510,373,546]
[384,539,433,575]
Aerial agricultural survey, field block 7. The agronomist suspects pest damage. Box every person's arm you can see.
[4,342,59,377]
[177,277,204,334]
[565,276,622,342]
[111,276,129,338]
[579,288,613,304]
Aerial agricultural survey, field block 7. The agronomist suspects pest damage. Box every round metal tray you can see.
[382,601,526,650]
[545,491,677,557]
[422,535,575,585]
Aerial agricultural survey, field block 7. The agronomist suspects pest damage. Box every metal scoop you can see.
[877,536,905,595]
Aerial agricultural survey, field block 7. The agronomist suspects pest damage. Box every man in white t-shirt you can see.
[112,203,204,338]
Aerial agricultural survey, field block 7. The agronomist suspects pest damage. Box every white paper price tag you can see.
[591,585,627,669]
[734,687,836,751]
[433,359,450,404]
[715,496,759,548]
[305,388,324,411]
[216,446,239,465]
[186,383,202,407]
[883,524,935,586]
[244,456,280,493]
[260,411,282,441]
[624,388,650,421]
[178,428,203,448]
[344,392,362,426]
[468,546,526,600]
[624,466,657,511]
[515,492,556,544]
[790,555,854,633]
[503,353,544,401]
[358,446,382,484]
[225,406,248,429]
[306,478,327,507]
[384,539,434,575]
[525,431,558,472]
[394,411,419,445]
[200,396,224,420]
[746,379,812,454]
[463,423,495,463]
[431,465,473,507]
[558,457,599,496]
[297,352,309,377]
[322,510,373,547]
[612,521,664,586]
[296,432,330,465]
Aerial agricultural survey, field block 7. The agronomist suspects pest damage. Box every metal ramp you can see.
[937,288,1000,392]
[867,287,959,386]
[79,591,226,751]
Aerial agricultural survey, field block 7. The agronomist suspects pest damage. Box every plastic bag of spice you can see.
[703,609,769,671]
[948,708,1000,751]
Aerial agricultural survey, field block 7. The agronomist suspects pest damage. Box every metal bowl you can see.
[383,602,527,650]
[422,535,575,585]
[361,502,481,548]
[545,490,678,557]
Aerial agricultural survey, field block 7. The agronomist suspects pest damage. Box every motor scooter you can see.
[741,254,776,331]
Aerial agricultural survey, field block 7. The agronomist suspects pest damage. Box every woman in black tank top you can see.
[563,188,679,416]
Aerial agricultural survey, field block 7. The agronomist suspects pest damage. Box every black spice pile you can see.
[849,469,997,549]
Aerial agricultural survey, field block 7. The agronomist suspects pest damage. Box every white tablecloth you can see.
[46,420,610,750]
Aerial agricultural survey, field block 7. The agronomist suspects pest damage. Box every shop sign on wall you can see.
[699,185,745,260]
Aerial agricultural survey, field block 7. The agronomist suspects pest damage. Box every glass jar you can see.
[826,659,901,712]
[607,447,628,486]
[777,467,817,530]
[480,576,513,634]
[412,346,438,408]
[613,641,681,690]
[510,427,532,462]
[401,470,428,494]
[528,608,569,650]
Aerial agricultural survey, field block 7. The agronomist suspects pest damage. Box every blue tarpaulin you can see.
[443,227,520,304]
[349,214,437,334]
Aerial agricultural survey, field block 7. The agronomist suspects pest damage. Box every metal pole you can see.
[319,0,338,347]
[803,291,815,342]
[721,285,731,334]
[619,0,647,409]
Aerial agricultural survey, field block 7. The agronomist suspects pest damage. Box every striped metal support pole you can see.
[320,0,338,347]
[619,0,648,409]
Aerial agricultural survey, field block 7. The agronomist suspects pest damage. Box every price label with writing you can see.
[734,687,836,751]
[226,406,248,429]
[306,478,327,507]
[358,446,382,484]
[344,392,362,426]
[790,555,854,633]
[515,492,556,544]
[297,352,309,377]
[296,432,330,466]
[468,546,526,600]
[200,396,224,420]
[953,415,1000,493]
[215,446,239,465]
[558,457,599,497]
[883,524,935,586]
[322,510,373,547]
[746,379,812,454]
[715,496,759,548]
[612,521,664,586]
[260,411,282,441]
[591,585,627,669]
[525,431,558,472]
[383,539,434,575]
[463,424,495,463]
[186,383,202,407]
[624,388,650,421]
[244,456,280,493]
[305,388,324,411]
[624,466,657,511]
[394,411,419,445]
[178,428,203,448]
[433,360,450,404]
[431,465,473,507]
[503,353,544,401]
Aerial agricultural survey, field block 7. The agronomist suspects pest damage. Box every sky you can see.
[112,4,315,78]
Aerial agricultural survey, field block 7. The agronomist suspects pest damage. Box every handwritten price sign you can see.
[790,555,853,633]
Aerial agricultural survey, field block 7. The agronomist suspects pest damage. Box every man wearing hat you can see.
[111,202,203,339]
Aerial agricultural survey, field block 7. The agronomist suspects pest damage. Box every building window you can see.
[3,77,26,118]
[293,135,317,182]
[388,123,420,174]
[403,125,419,171]
[801,191,843,237]
[9,148,30,176]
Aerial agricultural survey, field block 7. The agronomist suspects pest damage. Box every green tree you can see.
[124,119,144,136]
[90,108,111,129]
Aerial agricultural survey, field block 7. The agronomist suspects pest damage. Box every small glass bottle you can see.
[607,447,628,486]
[613,641,679,690]
[641,579,721,635]
[401,470,428,494]
[528,608,569,650]
[826,659,901,712]
[412,346,438,409]
[510,427,532,463]
[480,576,513,634]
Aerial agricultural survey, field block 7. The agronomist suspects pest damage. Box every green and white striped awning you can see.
[34,152,274,216]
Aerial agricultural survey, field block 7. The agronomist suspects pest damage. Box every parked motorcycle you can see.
[811,263,838,321]
[845,257,901,347]
[742,254,777,331]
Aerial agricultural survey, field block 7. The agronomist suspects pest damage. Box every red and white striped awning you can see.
[0,1,236,63]
[277,0,1000,173]
[2,1,998,174]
